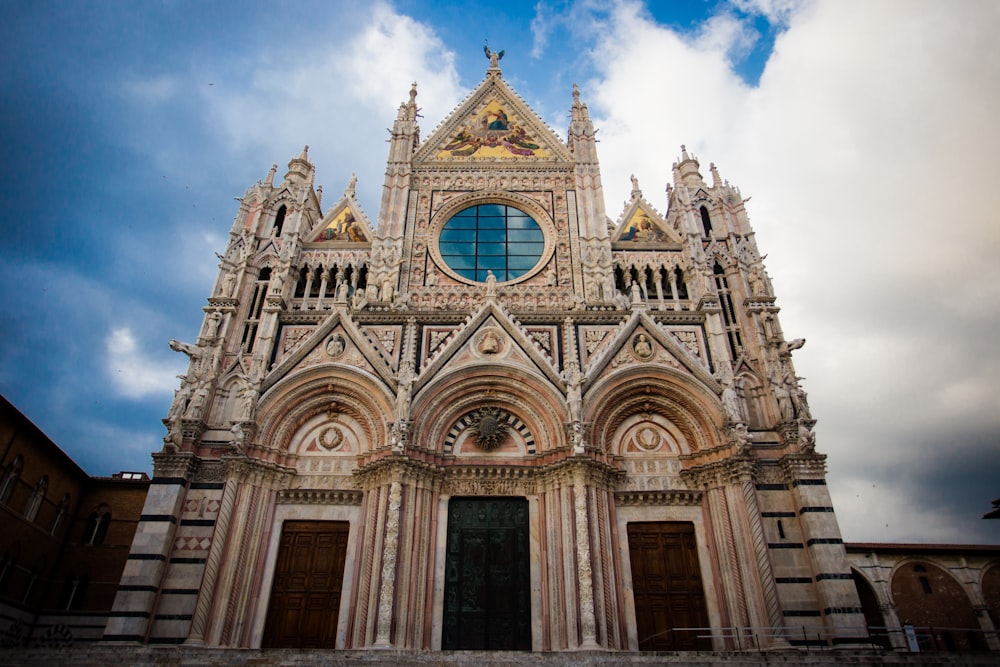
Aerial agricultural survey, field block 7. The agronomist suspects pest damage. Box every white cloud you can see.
[104,327,183,399]
[198,2,464,216]
[584,0,1000,541]
[731,0,803,25]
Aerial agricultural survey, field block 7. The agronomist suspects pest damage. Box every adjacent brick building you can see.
[0,395,149,646]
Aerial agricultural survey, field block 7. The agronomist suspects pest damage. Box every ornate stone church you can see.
[105,54,868,651]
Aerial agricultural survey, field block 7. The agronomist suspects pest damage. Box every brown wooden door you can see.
[442,497,531,650]
[262,520,350,648]
[628,521,710,650]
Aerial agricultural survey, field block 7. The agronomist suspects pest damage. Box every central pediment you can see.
[413,71,574,166]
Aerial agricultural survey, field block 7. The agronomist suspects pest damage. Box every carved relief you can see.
[631,333,654,360]
[670,329,702,359]
[474,327,506,357]
[325,334,346,358]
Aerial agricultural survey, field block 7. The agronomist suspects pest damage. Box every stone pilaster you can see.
[573,478,599,648]
[374,481,402,647]
[185,470,238,645]
[104,453,197,643]
[782,455,868,645]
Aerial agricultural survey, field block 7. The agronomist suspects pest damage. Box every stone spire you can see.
[283,145,315,186]
[673,145,705,189]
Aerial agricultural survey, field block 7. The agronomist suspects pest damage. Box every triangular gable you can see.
[584,311,719,393]
[414,74,573,165]
[414,301,562,394]
[612,199,682,247]
[263,310,395,393]
[305,189,373,245]
[578,325,618,368]
[361,324,404,370]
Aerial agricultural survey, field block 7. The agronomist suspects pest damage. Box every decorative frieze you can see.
[276,489,363,505]
[614,490,703,506]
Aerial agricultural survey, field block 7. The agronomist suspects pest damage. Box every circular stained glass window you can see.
[438,204,545,283]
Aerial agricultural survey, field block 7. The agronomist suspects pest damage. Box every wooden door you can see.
[442,497,531,650]
[262,520,350,648]
[628,521,710,650]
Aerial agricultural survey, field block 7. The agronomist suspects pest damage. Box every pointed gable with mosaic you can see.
[414,66,572,166]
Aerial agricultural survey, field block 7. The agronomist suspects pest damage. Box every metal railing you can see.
[641,625,998,653]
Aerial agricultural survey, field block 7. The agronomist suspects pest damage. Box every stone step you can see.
[0,648,998,667]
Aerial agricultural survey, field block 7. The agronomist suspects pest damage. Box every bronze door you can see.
[262,520,350,648]
[442,497,531,650]
[628,521,710,650]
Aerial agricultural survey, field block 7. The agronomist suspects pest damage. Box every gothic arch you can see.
[256,366,394,466]
[708,250,735,271]
[735,369,770,428]
[412,363,564,456]
[850,567,892,648]
[889,559,983,651]
[209,373,249,425]
[982,562,1000,629]
[587,366,724,458]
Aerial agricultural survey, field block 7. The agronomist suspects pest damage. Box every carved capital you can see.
[152,451,199,479]
[681,456,757,489]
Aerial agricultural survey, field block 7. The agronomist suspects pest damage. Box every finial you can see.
[409,82,417,104]
[572,83,580,104]
[710,162,722,187]
[345,173,357,198]
[630,174,642,199]
[299,145,309,161]
[680,144,689,160]
[316,185,323,206]
[264,163,277,187]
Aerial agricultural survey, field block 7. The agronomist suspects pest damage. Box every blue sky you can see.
[1,0,999,545]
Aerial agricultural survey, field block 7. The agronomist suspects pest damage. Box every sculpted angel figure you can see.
[484,44,504,68]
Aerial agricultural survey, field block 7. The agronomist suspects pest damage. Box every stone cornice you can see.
[277,489,363,505]
[352,451,625,494]
[615,490,703,506]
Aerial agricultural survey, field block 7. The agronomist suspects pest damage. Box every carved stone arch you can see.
[735,369,769,429]
[889,558,983,650]
[255,366,393,466]
[708,248,736,270]
[981,561,1000,629]
[412,364,564,455]
[208,372,249,425]
[265,200,291,238]
[249,254,278,273]
[850,566,892,648]
[587,366,724,458]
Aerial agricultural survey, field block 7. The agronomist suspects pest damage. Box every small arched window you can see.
[0,455,23,504]
[85,505,111,545]
[272,205,287,237]
[61,572,90,611]
[0,543,20,593]
[24,475,47,522]
[51,493,70,535]
[700,206,713,236]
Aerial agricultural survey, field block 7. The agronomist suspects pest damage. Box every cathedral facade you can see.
[105,57,867,651]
